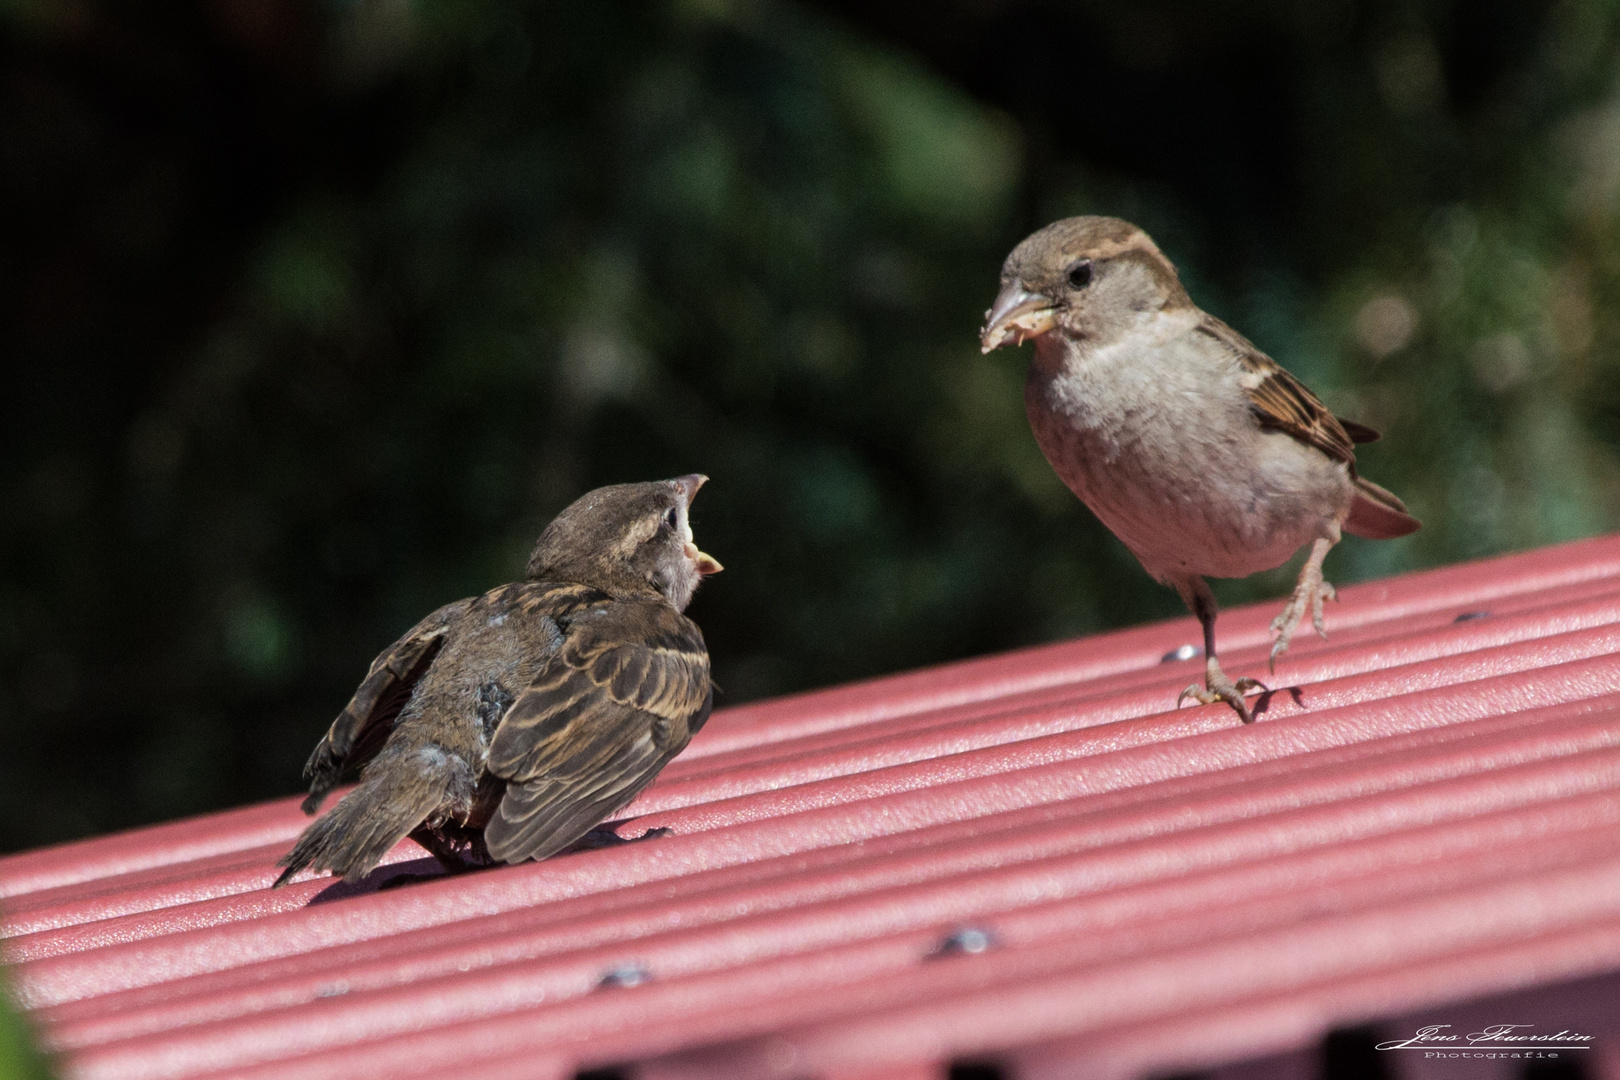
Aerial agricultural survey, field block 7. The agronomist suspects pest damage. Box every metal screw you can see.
[1161,643,1200,663]
[597,963,651,989]
[934,927,995,956]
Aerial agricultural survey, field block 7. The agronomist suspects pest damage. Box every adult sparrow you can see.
[981,217,1418,722]
[275,476,722,886]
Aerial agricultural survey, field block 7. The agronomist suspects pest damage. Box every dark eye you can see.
[1067,260,1093,289]
[661,507,678,532]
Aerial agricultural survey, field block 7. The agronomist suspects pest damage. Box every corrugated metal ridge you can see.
[636,865,1620,1080]
[2,534,1618,1079]
[35,698,1620,1032]
[45,733,1620,1071]
[172,855,1620,1080]
[19,684,1620,1028]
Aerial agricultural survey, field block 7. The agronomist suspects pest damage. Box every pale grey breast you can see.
[1026,317,1350,582]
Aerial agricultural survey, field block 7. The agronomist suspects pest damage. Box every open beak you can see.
[685,542,723,575]
[980,282,1057,354]
[672,474,723,575]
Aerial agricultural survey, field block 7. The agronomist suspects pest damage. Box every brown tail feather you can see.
[275,747,467,887]
[1345,476,1421,540]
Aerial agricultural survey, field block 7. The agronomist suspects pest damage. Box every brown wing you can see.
[482,598,711,864]
[1195,316,1358,467]
[1338,418,1381,444]
[298,599,468,814]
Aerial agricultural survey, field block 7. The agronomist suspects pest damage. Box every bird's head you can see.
[980,216,1191,354]
[526,475,723,611]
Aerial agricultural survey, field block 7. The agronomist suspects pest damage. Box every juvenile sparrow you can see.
[982,217,1418,722]
[275,476,722,886]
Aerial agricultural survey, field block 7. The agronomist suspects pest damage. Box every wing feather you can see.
[483,598,711,864]
[1338,418,1381,444]
[1195,317,1421,538]
[299,600,466,814]
[1195,316,1359,468]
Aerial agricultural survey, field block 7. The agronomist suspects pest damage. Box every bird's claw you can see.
[1176,663,1267,724]
[1269,572,1337,672]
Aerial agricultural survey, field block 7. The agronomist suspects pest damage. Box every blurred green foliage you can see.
[0,970,52,1080]
[2,0,1620,849]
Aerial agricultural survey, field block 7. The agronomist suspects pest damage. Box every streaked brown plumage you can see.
[982,217,1419,722]
[275,476,722,886]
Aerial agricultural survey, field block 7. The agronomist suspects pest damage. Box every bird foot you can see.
[1177,658,1267,724]
[1270,568,1337,671]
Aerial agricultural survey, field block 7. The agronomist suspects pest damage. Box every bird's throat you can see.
[1029,330,1081,381]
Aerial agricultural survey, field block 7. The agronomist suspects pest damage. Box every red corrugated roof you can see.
[5,537,1620,1079]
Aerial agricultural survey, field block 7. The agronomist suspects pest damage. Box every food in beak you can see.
[980,284,1057,353]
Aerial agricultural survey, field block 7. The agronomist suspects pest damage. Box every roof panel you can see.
[5,536,1620,1079]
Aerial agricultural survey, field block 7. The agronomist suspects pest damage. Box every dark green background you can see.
[3,0,1618,851]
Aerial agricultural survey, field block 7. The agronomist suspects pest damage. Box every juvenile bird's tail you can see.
[1344,476,1421,540]
[273,746,467,887]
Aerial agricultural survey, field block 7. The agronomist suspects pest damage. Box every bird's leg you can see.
[1175,578,1266,723]
[1270,534,1339,671]
[409,821,495,875]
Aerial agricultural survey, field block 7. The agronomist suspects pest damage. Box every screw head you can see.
[935,927,995,956]
[598,963,651,988]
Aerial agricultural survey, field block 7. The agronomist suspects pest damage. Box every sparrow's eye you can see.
[660,507,679,533]
[1067,260,1094,290]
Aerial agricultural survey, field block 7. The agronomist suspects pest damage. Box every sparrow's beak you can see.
[672,474,723,574]
[672,474,708,502]
[685,542,723,575]
[980,282,1057,354]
